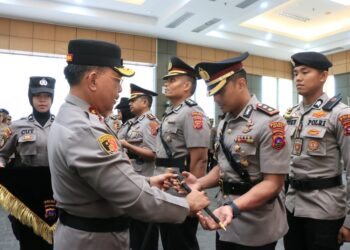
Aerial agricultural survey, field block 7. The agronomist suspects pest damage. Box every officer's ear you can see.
[319,70,328,84]
[86,71,99,92]
[235,77,247,91]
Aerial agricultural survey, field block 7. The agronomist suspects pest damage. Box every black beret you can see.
[67,39,135,77]
[115,97,130,109]
[195,52,249,96]
[163,56,196,80]
[0,108,9,115]
[291,52,332,71]
[29,76,56,95]
[129,83,157,101]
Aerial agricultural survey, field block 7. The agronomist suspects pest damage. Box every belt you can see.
[289,175,342,191]
[59,209,130,233]
[155,156,189,172]
[220,179,262,196]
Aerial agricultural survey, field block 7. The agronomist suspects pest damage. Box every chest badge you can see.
[308,139,320,151]
[292,138,303,156]
[312,110,328,118]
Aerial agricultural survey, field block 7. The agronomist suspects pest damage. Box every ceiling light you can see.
[260,2,268,9]
[330,0,350,6]
[114,0,145,5]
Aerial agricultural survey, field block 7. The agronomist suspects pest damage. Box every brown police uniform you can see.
[284,52,350,250]
[48,40,190,250]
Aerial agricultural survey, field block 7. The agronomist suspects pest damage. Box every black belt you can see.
[155,156,189,172]
[59,209,130,233]
[220,179,261,195]
[289,175,342,191]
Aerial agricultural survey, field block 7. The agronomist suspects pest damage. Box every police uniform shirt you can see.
[124,111,159,177]
[155,99,210,173]
[285,93,350,226]
[0,114,55,166]
[117,120,133,140]
[105,114,122,137]
[216,95,290,246]
[48,95,189,250]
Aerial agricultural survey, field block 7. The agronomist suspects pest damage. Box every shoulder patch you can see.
[339,114,350,136]
[256,103,279,116]
[146,113,157,120]
[192,111,203,129]
[98,134,118,154]
[185,99,198,107]
[149,120,159,136]
[269,121,286,150]
[323,93,342,111]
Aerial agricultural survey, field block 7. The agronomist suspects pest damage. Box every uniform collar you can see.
[65,94,91,114]
[298,92,328,113]
[225,95,258,122]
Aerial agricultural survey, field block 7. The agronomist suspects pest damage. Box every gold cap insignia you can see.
[198,67,210,81]
[168,62,172,71]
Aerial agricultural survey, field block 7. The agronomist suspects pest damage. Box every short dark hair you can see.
[63,64,101,86]
[185,75,197,95]
[139,95,153,108]
[228,69,247,82]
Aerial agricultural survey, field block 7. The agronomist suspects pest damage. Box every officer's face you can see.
[214,78,243,113]
[163,75,190,99]
[94,68,123,115]
[129,97,144,115]
[293,66,327,97]
[32,93,52,113]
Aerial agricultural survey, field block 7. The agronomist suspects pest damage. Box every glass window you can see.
[0,52,155,120]
[277,78,293,114]
[193,79,215,121]
[261,76,277,107]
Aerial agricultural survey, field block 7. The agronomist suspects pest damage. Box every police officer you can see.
[283,52,350,250]
[120,83,159,250]
[183,52,291,250]
[0,108,11,148]
[155,56,210,250]
[0,76,56,250]
[48,39,210,250]
[117,97,136,139]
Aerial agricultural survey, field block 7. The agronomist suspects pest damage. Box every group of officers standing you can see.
[0,38,349,250]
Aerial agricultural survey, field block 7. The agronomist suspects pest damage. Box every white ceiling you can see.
[1,0,350,60]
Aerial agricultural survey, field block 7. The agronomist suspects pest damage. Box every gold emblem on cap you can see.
[198,67,210,81]
[168,62,172,71]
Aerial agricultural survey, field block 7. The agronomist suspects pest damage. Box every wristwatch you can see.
[223,200,241,217]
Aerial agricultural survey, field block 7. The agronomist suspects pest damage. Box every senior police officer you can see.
[155,56,210,250]
[0,76,56,250]
[283,52,350,250]
[47,39,210,250]
[119,83,159,250]
[182,52,291,250]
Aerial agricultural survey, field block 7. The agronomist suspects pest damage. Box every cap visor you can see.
[30,88,54,95]
[162,72,188,80]
[113,66,135,77]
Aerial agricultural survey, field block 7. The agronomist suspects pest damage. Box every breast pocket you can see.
[301,126,327,156]
[164,124,178,142]
[18,134,37,156]
[237,143,257,157]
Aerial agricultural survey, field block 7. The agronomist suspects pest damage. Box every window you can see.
[193,79,215,121]
[261,76,293,113]
[0,52,155,120]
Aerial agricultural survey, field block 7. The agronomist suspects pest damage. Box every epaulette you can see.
[256,103,279,116]
[185,99,197,107]
[50,114,55,122]
[322,93,342,111]
[146,113,157,120]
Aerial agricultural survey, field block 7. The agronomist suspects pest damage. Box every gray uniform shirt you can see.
[216,95,290,246]
[48,95,189,250]
[0,114,54,166]
[117,120,133,140]
[124,111,159,177]
[104,114,121,137]
[285,93,350,227]
[155,99,210,174]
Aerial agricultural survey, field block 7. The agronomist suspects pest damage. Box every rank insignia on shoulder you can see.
[323,93,342,111]
[192,111,203,129]
[146,113,157,120]
[185,99,197,107]
[98,134,118,154]
[256,103,279,116]
[339,114,350,136]
[269,121,286,150]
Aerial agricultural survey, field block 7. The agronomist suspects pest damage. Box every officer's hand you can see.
[338,226,350,243]
[181,171,201,191]
[120,139,129,148]
[186,189,210,214]
[198,206,232,231]
[149,173,177,190]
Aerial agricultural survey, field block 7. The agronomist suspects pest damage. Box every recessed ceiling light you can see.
[330,0,350,6]
[114,0,145,5]
[260,1,268,8]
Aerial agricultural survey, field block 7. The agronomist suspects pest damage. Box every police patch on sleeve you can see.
[269,121,286,150]
[149,121,159,136]
[339,114,350,136]
[98,134,118,154]
[192,111,203,129]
